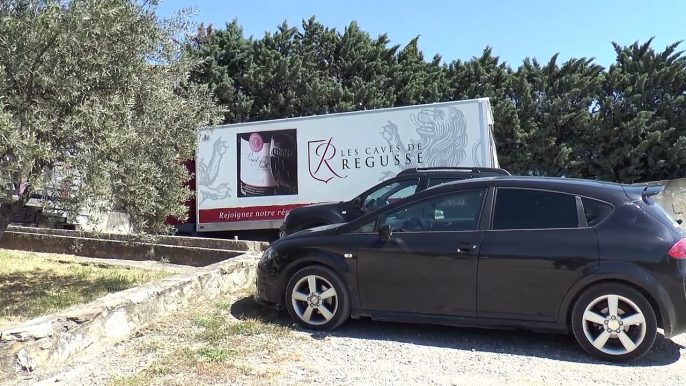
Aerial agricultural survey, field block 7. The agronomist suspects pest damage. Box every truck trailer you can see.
[172,98,501,235]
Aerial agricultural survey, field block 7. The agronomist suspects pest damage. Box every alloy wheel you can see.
[291,274,339,326]
[581,294,647,356]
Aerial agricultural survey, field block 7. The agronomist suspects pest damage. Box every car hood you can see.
[286,201,351,221]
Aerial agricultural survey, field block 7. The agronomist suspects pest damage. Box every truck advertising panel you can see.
[195,98,498,232]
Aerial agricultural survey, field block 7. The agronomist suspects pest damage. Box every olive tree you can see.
[0,0,222,235]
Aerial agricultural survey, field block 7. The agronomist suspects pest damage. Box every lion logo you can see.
[379,106,470,180]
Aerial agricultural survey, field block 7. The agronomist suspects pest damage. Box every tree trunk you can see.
[0,200,25,236]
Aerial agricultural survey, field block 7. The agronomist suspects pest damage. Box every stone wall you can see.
[0,253,260,382]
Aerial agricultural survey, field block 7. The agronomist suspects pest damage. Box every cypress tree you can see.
[187,20,686,183]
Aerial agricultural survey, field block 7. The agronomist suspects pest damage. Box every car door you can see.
[476,188,599,322]
[355,188,489,317]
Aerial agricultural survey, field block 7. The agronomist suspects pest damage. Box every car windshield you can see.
[359,179,419,211]
[364,184,396,205]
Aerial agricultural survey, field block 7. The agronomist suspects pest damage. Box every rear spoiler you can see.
[622,182,665,203]
[641,183,664,198]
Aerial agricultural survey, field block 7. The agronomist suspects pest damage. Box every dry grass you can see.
[107,292,297,386]
[0,249,172,329]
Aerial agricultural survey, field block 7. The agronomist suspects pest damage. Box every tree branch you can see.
[26,29,61,105]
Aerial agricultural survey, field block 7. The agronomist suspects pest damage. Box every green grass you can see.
[195,346,232,363]
[185,302,291,367]
[192,304,289,344]
[106,295,292,386]
[107,375,148,386]
[0,249,172,328]
[225,318,288,336]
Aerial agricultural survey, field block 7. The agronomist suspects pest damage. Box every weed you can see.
[107,374,147,386]
[225,318,289,337]
[195,346,232,363]
[215,298,233,311]
[193,312,226,343]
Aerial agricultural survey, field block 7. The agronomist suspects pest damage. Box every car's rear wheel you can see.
[571,282,657,362]
[285,265,350,331]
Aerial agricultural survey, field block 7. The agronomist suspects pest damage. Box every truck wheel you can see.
[285,265,350,331]
[571,282,657,362]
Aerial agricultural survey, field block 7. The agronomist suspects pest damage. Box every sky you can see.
[157,0,685,69]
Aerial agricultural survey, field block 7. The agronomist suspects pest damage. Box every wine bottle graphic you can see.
[270,131,298,195]
[239,132,278,196]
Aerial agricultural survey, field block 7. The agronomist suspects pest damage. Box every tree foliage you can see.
[0,0,222,234]
[188,17,686,184]
[2,9,683,235]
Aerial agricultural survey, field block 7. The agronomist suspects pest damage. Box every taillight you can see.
[668,238,686,259]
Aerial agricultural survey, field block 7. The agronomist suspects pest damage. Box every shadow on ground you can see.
[229,295,684,367]
[229,294,293,327]
[0,268,143,326]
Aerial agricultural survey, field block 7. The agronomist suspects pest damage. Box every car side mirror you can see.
[379,223,392,242]
[352,197,362,208]
[678,219,683,225]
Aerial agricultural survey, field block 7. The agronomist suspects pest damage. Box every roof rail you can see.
[397,167,511,176]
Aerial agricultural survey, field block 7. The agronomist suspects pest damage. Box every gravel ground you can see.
[11,292,686,386]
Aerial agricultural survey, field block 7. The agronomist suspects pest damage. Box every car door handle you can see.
[457,242,477,253]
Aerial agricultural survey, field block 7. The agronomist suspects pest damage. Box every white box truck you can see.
[188,98,501,234]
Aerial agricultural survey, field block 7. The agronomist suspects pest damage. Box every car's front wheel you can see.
[285,265,351,331]
[571,282,657,362]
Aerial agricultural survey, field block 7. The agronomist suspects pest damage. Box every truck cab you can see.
[279,167,510,238]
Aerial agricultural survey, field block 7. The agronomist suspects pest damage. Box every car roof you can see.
[421,175,629,203]
[397,167,511,177]
[342,175,636,231]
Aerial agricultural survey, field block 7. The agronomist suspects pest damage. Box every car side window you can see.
[378,189,487,233]
[581,197,614,226]
[361,179,419,210]
[492,188,578,230]
[353,219,377,233]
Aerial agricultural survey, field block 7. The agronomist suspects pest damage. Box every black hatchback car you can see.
[255,176,686,362]
[278,167,511,238]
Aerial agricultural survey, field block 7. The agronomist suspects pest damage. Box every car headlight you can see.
[259,247,276,263]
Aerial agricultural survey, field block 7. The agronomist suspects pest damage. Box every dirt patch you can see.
[104,290,298,386]
[0,249,172,329]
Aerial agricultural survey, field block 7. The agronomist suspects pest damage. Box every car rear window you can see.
[581,197,614,226]
[493,188,579,230]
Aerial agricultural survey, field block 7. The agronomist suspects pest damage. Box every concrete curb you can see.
[0,252,261,382]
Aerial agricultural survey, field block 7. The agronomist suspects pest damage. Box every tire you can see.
[284,265,351,331]
[571,282,657,362]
